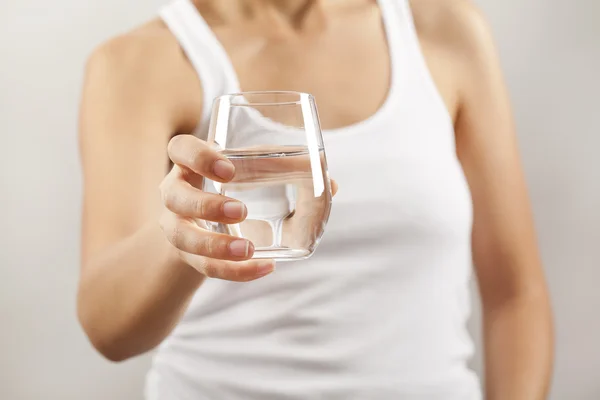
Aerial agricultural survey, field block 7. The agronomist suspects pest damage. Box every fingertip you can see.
[331,179,339,196]
[213,159,235,181]
[229,239,254,259]
[247,242,256,259]
[223,201,247,220]
[255,260,276,277]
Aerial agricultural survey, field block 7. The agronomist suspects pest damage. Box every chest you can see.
[210,6,451,131]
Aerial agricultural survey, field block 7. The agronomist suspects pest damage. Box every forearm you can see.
[483,291,554,400]
[77,220,204,361]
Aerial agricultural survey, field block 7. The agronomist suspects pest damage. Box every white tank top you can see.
[149,0,481,398]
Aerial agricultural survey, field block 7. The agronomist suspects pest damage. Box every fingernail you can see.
[256,261,275,277]
[223,201,246,219]
[229,240,251,257]
[213,159,235,180]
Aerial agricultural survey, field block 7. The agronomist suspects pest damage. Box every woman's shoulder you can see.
[83,19,203,134]
[86,19,186,85]
[410,0,504,103]
[410,0,496,57]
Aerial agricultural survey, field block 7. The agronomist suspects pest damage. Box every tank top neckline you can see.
[175,0,408,138]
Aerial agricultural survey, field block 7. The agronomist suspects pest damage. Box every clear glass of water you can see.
[203,91,333,261]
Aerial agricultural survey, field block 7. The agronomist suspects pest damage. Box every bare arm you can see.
[451,4,554,398]
[77,29,274,362]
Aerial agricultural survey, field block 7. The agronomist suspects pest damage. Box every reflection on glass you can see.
[204,92,332,261]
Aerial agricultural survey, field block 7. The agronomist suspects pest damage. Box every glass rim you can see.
[217,91,312,107]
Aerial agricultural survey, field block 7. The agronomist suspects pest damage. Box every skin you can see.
[77,0,554,398]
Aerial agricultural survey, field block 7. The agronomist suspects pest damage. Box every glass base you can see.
[253,247,312,261]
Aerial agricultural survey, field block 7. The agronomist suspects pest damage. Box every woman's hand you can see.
[159,134,277,281]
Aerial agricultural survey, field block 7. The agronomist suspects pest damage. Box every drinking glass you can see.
[203,91,332,261]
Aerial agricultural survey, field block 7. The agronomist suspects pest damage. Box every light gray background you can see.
[1,0,598,399]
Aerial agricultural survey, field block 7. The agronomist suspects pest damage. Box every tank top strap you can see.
[376,0,431,85]
[159,0,240,138]
[379,0,452,128]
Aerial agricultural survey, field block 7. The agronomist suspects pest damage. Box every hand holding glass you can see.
[203,91,332,261]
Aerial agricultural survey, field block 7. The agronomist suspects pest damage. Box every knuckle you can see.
[204,235,216,256]
[163,189,178,211]
[195,256,208,271]
[194,235,211,256]
[190,147,210,172]
[218,263,239,281]
[203,261,219,279]
[204,235,227,258]
[194,194,222,219]
[169,221,186,250]
[191,195,206,217]
[224,264,239,281]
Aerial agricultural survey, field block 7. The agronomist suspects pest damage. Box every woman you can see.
[77,0,553,398]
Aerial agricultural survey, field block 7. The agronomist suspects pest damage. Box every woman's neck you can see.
[195,0,369,35]
[194,0,326,33]
[258,0,320,18]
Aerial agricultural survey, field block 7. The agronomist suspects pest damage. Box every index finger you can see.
[168,134,235,182]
